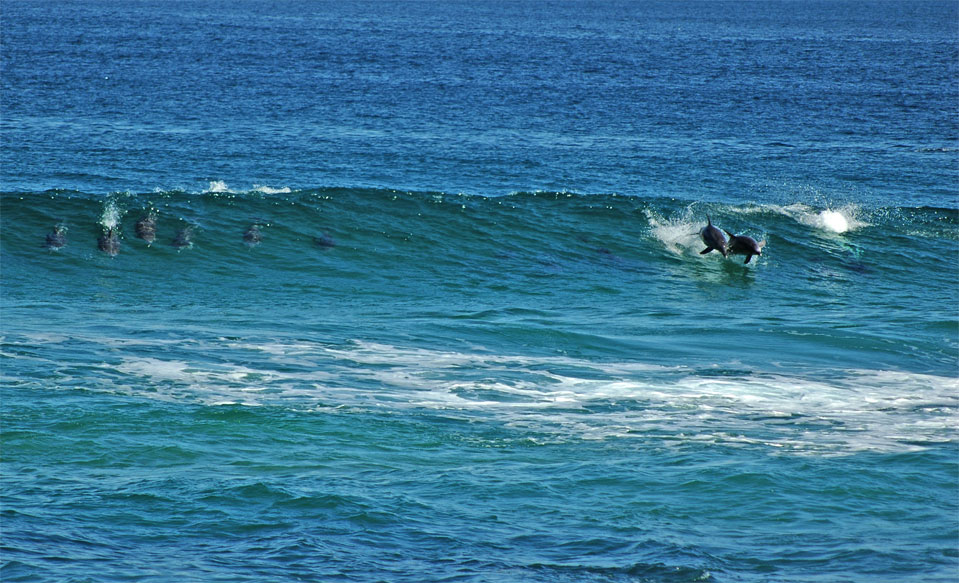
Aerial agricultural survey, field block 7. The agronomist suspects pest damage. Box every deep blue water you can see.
[2,1,958,582]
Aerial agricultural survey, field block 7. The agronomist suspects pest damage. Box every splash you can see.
[813,205,868,234]
[644,208,704,256]
[99,199,123,229]
[761,203,867,234]
[820,210,849,233]
[204,180,233,194]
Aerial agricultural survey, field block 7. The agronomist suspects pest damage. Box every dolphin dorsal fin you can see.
[723,229,735,238]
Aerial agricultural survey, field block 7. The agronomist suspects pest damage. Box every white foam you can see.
[116,357,192,382]
[203,180,233,194]
[820,209,849,233]
[15,332,71,344]
[252,184,292,195]
[66,339,957,455]
[202,181,292,195]
[112,355,334,406]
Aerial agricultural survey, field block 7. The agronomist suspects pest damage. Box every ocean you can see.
[2,1,957,582]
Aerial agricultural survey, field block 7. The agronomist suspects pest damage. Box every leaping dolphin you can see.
[724,230,765,264]
[699,215,727,257]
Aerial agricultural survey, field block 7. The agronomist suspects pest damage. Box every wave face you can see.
[4,186,957,375]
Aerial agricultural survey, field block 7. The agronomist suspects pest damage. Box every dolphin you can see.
[699,215,727,257]
[98,227,120,256]
[172,226,194,249]
[243,223,262,246]
[135,213,157,244]
[313,232,336,249]
[724,230,765,264]
[45,225,67,249]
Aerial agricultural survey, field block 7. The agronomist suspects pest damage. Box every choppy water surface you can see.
[2,1,957,582]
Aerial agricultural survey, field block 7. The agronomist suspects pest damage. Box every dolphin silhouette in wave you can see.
[172,226,194,249]
[135,213,157,244]
[45,225,67,250]
[98,227,120,256]
[243,223,262,246]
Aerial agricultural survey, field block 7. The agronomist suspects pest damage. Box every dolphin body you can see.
[699,216,728,257]
[135,213,157,244]
[243,224,262,246]
[98,228,120,256]
[172,226,194,249]
[313,232,336,249]
[45,225,67,249]
[724,230,765,264]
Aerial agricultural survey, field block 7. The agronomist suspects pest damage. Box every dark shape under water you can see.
[98,228,120,256]
[313,232,336,248]
[243,223,262,246]
[135,213,157,244]
[699,215,727,257]
[45,225,67,250]
[172,226,194,249]
[724,230,765,264]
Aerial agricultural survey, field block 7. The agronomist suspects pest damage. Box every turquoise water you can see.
[3,1,958,581]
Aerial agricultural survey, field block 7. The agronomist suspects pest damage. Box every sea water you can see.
[2,1,957,582]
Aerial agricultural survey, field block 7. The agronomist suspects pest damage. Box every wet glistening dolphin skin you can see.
[724,230,765,264]
[699,215,728,257]
[98,228,120,256]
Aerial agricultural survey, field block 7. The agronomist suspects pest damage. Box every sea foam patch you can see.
[14,332,950,454]
[99,339,958,454]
